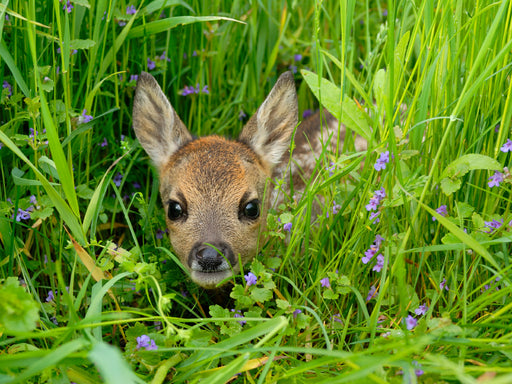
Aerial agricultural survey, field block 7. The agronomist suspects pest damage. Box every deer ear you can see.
[238,72,298,167]
[132,72,192,168]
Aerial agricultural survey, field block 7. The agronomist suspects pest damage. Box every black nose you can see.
[189,242,234,272]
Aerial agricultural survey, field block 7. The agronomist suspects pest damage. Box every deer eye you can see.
[168,200,185,221]
[241,200,260,220]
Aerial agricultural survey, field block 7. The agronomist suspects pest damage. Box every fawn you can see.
[132,71,365,289]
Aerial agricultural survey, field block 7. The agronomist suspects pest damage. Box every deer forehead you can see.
[159,136,270,203]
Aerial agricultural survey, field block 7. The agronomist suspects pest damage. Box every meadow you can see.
[1,0,512,382]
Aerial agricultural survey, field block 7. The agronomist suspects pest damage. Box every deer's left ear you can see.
[238,72,298,167]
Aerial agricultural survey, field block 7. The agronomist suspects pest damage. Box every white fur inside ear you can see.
[133,72,192,168]
[246,72,298,166]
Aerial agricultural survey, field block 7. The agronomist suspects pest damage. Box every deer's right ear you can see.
[133,72,192,168]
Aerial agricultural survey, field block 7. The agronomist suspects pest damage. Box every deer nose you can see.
[196,245,223,270]
[190,242,234,272]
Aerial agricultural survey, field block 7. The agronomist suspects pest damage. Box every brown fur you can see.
[132,72,365,289]
[133,72,297,288]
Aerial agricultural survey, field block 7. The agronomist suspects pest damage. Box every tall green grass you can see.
[1,0,512,382]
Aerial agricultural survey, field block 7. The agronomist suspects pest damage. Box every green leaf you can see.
[209,304,230,319]
[31,207,54,220]
[70,39,96,50]
[179,316,288,370]
[276,299,290,310]
[440,177,462,195]
[455,201,475,218]
[73,0,91,7]
[7,339,89,384]
[322,289,338,300]
[440,154,501,180]
[0,130,84,243]
[279,212,293,224]
[0,277,39,333]
[441,233,460,245]
[301,69,371,141]
[230,285,254,307]
[89,342,141,384]
[127,16,243,39]
[143,0,188,15]
[250,287,273,302]
[0,40,30,97]
[373,68,386,110]
[39,156,60,180]
[418,199,499,269]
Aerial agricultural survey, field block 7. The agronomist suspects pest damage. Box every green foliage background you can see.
[1,0,512,382]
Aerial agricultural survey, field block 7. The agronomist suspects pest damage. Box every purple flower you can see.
[293,309,302,318]
[320,277,330,288]
[302,109,313,119]
[238,110,247,120]
[80,109,93,124]
[326,162,335,177]
[366,285,377,301]
[362,247,376,264]
[130,74,139,82]
[283,222,292,232]
[332,201,341,215]
[366,188,386,217]
[414,304,428,316]
[118,20,127,27]
[369,211,380,224]
[374,150,390,171]
[440,278,449,291]
[46,290,55,302]
[180,83,209,96]
[156,229,165,239]
[147,58,156,70]
[372,254,384,272]
[289,64,298,73]
[231,309,246,325]
[133,181,141,189]
[158,51,171,62]
[15,207,33,221]
[374,234,385,247]
[412,360,424,376]
[374,187,386,200]
[294,54,303,61]
[365,197,380,211]
[145,339,158,351]
[136,335,150,349]
[405,315,417,330]
[500,138,512,153]
[244,272,257,286]
[432,204,448,221]
[2,80,12,97]
[488,171,504,188]
[126,5,136,14]
[382,8,388,17]
[136,335,157,350]
[484,219,503,233]
[113,172,123,187]
[63,1,73,13]
[0,142,2,150]
[99,137,108,147]
[181,85,195,96]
